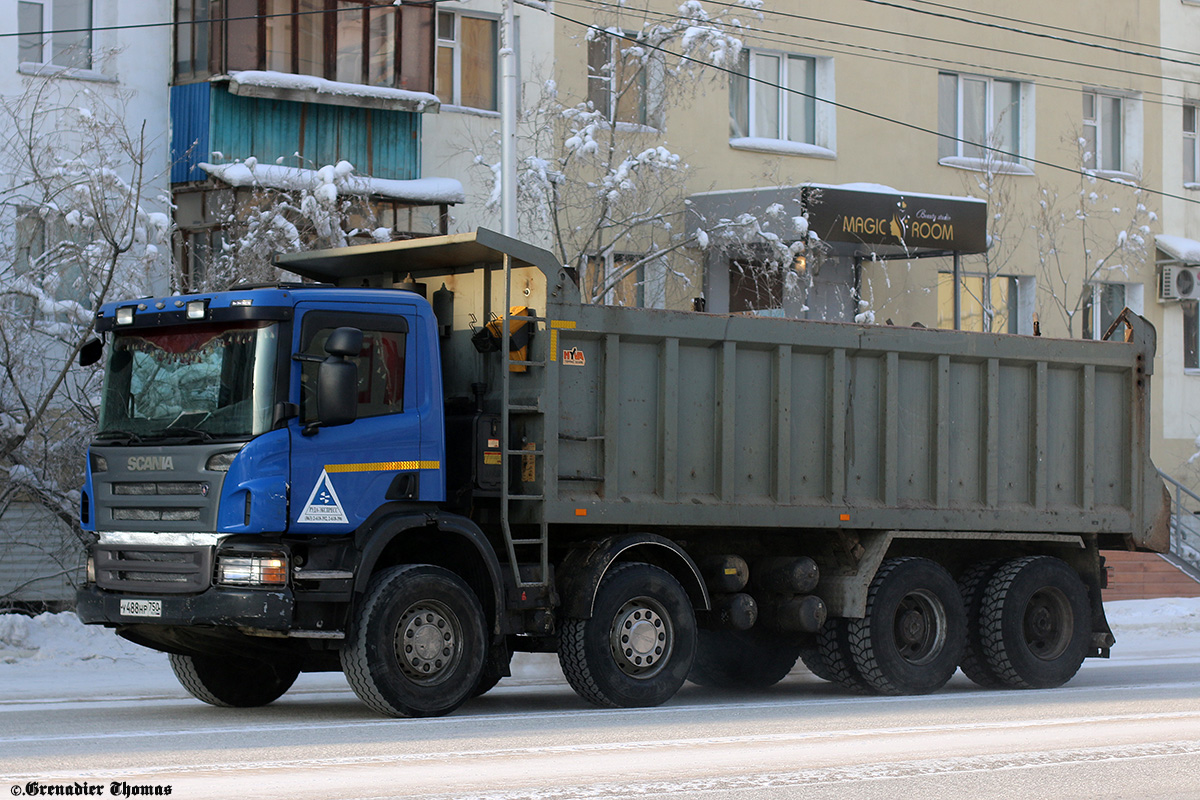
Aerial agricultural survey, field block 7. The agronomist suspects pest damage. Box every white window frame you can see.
[729,47,835,158]
[436,10,501,113]
[1082,90,1142,178]
[17,0,93,72]
[937,72,1032,174]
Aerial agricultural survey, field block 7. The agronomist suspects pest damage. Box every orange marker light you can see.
[839,513,851,522]
[575,508,588,517]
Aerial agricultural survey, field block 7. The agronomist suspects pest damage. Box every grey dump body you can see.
[282,229,1170,562]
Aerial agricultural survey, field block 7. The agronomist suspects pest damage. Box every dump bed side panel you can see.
[544,305,1167,550]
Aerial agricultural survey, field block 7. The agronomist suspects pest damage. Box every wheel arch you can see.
[354,508,505,639]
[557,533,710,619]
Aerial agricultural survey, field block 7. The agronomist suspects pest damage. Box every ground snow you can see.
[1,598,1197,702]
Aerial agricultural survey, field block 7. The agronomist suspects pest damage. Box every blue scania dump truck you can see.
[76,228,1170,716]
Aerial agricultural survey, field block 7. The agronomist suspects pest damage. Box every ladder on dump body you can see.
[499,252,550,594]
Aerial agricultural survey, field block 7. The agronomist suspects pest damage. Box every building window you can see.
[936,272,1019,333]
[588,31,650,126]
[213,0,432,92]
[1083,91,1124,172]
[1186,106,1199,186]
[436,12,498,111]
[1185,300,1199,370]
[1082,282,1127,340]
[937,73,1020,163]
[175,0,211,81]
[729,50,816,144]
[17,0,92,70]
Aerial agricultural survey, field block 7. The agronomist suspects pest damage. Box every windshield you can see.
[97,321,280,441]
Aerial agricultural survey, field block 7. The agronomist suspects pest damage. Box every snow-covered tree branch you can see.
[0,76,170,565]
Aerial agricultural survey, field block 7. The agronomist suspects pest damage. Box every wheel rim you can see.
[1023,587,1073,661]
[394,600,462,685]
[891,589,947,666]
[609,596,672,678]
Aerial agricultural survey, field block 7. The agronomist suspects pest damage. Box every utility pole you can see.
[499,0,518,237]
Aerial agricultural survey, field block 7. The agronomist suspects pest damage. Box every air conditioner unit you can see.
[1161,265,1200,301]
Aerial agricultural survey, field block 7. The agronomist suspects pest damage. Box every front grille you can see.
[113,508,202,522]
[94,544,213,593]
[113,482,208,496]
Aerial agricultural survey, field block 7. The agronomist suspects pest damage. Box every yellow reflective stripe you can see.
[326,461,441,473]
[550,320,576,329]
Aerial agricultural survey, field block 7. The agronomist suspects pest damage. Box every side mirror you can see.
[316,328,361,428]
[79,337,103,367]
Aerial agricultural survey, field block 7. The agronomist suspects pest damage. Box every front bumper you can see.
[75,584,294,631]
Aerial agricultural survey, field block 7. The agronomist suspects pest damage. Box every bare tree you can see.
[0,75,169,601]
[1032,134,1155,337]
[473,0,800,307]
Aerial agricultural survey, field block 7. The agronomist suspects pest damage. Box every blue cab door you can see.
[287,302,431,534]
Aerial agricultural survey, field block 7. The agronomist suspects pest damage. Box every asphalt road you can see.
[2,650,1199,800]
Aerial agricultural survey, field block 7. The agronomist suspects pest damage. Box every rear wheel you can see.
[958,559,1006,688]
[815,618,873,693]
[847,557,966,696]
[558,563,697,708]
[169,653,298,708]
[341,564,486,718]
[688,628,801,690]
[980,556,1091,689]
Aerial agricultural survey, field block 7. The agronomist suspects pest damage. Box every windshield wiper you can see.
[94,429,145,444]
[153,427,215,443]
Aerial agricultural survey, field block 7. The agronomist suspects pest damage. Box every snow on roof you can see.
[227,70,440,113]
[199,160,465,205]
[1156,234,1200,264]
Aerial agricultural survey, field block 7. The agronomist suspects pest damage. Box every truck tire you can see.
[798,643,836,682]
[957,559,1006,689]
[979,556,1091,689]
[847,557,966,696]
[814,618,873,693]
[341,564,486,718]
[168,653,298,707]
[558,562,697,708]
[687,628,801,690]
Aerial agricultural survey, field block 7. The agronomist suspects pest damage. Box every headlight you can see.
[115,306,135,325]
[216,551,288,587]
[90,453,108,472]
[205,451,238,472]
[86,553,95,585]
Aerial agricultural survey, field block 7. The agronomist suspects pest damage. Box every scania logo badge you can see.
[126,456,174,471]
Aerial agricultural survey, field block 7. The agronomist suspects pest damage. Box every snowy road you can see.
[2,600,1199,799]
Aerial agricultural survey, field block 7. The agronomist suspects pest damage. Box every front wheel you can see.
[341,564,486,718]
[169,653,299,707]
[558,562,697,708]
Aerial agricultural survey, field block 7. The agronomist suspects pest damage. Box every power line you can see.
[857,0,1200,70]
[552,6,1200,208]
[556,0,1197,108]
[554,0,1200,109]
[904,0,1200,62]
[573,0,1173,88]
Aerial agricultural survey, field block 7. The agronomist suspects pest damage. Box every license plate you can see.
[119,598,162,618]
